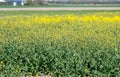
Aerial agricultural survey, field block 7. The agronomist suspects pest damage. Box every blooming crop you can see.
[0,14,119,49]
[0,13,120,77]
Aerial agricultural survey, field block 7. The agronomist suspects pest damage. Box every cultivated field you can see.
[0,11,120,77]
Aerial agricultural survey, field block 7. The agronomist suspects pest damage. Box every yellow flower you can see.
[15,70,19,73]
[111,43,115,47]
[35,73,39,77]
[0,61,3,65]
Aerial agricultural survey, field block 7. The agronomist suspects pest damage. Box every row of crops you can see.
[0,13,120,77]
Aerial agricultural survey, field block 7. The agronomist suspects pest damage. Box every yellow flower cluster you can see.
[0,14,120,50]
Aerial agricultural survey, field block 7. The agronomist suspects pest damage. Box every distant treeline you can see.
[47,0,120,3]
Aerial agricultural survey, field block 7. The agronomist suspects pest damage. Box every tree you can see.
[32,0,45,5]
[26,0,45,5]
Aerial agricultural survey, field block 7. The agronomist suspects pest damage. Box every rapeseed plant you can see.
[0,13,120,77]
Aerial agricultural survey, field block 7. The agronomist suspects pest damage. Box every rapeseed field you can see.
[0,13,120,77]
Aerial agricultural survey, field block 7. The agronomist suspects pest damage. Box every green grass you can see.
[0,10,120,17]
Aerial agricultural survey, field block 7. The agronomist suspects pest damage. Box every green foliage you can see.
[0,14,120,77]
[1,41,120,77]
